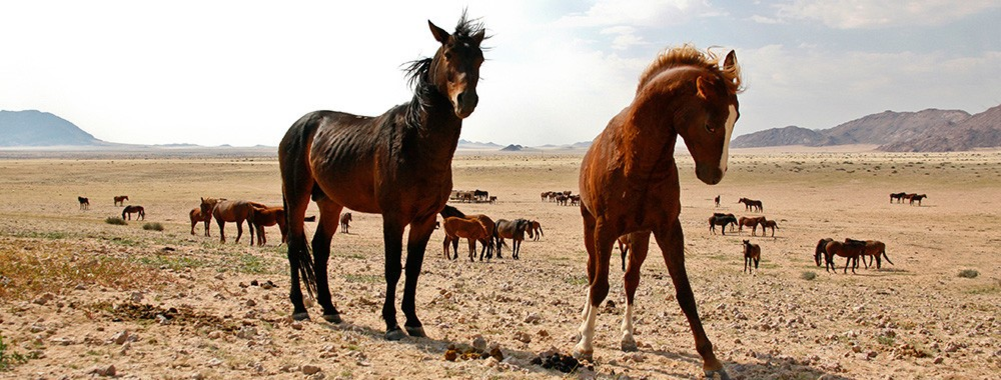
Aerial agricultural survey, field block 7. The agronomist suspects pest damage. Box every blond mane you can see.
[636,44,743,95]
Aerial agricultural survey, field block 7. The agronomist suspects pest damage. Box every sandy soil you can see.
[0,149,999,379]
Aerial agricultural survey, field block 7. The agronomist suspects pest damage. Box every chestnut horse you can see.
[122,205,145,220]
[847,238,894,269]
[339,212,352,234]
[824,239,866,274]
[761,220,779,237]
[202,199,264,244]
[527,220,544,241]
[251,206,288,246]
[278,13,485,340]
[189,207,211,236]
[738,216,767,236]
[742,240,760,274]
[439,205,496,260]
[575,45,741,379]
[442,216,490,261]
[114,195,129,206]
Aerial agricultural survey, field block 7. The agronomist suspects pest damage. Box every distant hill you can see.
[0,110,103,146]
[500,144,525,151]
[731,108,978,151]
[457,139,503,150]
[879,104,1001,152]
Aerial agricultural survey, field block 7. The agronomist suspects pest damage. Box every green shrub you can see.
[0,334,28,371]
[800,271,817,281]
[142,222,164,231]
[957,269,979,279]
[104,217,127,225]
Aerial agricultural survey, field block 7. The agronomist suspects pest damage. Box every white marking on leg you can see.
[621,302,636,349]
[574,289,598,359]
[719,104,737,174]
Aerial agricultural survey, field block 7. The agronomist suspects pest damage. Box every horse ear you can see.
[696,76,711,100]
[428,20,451,44]
[472,29,485,45]
[724,50,737,71]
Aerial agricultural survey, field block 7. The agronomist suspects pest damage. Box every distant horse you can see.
[708,213,737,235]
[122,205,145,220]
[205,199,264,244]
[199,197,226,235]
[889,192,907,203]
[189,207,211,236]
[78,196,89,211]
[761,220,779,237]
[442,216,490,261]
[278,13,486,340]
[473,189,489,201]
[527,220,544,241]
[340,212,352,234]
[440,205,496,260]
[113,195,129,206]
[738,216,767,236]
[737,197,762,212]
[495,218,530,259]
[814,238,834,267]
[824,239,866,274]
[909,194,927,206]
[251,206,288,246]
[742,240,760,274]
[540,191,552,202]
[574,45,740,379]
[714,195,720,207]
[848,238,894,269]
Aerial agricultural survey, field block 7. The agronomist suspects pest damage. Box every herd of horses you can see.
[77,195,145,220]
[890,192,927,206]
[450,189,496,203]
[439,204,541,261]
[541,190,581,206]
[194,197,288,247]
[708,212,778,237]
[815,238,894,274]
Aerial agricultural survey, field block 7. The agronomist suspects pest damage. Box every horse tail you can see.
[279,112,328,299]
[881,249,894,266]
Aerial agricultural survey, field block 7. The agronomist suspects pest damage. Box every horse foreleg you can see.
[654,221,727,379]
[381,218,407,340]
[217,219,226,243]
[621,231,650,352]
[401,214,436,338]
[467,238,476,262]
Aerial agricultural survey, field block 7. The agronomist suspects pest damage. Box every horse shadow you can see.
[605,348,852,379]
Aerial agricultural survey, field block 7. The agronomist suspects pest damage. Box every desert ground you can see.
[0,147,999,379]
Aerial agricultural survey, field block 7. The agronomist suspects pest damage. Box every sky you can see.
[1,0,999,147]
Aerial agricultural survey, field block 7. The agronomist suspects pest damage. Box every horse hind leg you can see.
[621,231,650,352]
[312,199,344,323]
[573,212,609,361]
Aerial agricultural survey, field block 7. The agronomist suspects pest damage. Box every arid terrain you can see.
[1,147,999,379]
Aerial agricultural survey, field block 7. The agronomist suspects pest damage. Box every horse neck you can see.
[401,90,463,171]
[618,92,682,179]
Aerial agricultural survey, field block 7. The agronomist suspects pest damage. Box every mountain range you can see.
[0,110,103,146]
[732,104,1001,152]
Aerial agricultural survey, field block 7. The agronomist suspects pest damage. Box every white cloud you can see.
[600,26,649,50]
[555,0,718,28]
[774,0,1001,29]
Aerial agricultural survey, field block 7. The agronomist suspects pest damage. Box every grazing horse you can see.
[442,216,490,261]
[848,238,894,269]
[714,195,720,207]
[189,207,212,236]
[122,205,145,220]
[708,213,737,235]
[278,13,486,340]
[78,196,89,211]
[814,238,834,267]
[114,195,129,206]
[909,194,927,206]
[340,212,352,234]
[527,220,544,241]
[889,192,907,203]
[495,218,530,259]
[742,240,760,274]
[440,205,496,259]
[761,220,779,237]
[737,197,762,212]
[575,45,741,379]
[824,239,866,274]
[737,216,766,236]
[208,199,265,244]
[251,206,288,246]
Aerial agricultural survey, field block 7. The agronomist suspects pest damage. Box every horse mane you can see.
[636,44,743,95]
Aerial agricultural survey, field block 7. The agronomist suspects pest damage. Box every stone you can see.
[302,364,322,375]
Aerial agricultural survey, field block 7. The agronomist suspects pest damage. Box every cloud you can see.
[555,0,719,28]
[600,26,648,50]
[773,0,1001,29]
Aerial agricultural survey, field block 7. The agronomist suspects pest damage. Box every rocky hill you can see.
[731,108,978,150]
[879,104,1001,152]
[0,110,103,146]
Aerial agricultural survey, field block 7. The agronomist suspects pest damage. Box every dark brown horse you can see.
[742,240,760,274]
[122,205,145,220]
[278,13,485,340]
[575,45,741,379]
[761,220,779,237]
[114,195,129,206]
[442,216,490,261]
[847,238,894,269]
[189,207,211,236]
[909,194,927,206]
[495,218,529,259]
[339,212,352,234]
[824,239,866,274]
[714,195,720,207]
[815,238,834,267]
[251,206,287,246]
[737,197,762,212]
[889,192,907,203]
[708,213,737,235]
[439,205,496,260]
[78,196,89,211]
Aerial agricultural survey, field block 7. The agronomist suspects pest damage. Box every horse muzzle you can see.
[696,165,725,185]
[454,91,478,119]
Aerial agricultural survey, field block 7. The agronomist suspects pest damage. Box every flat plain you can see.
[0,147,999,379]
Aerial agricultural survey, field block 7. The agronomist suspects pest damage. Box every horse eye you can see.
[705,123,717,134]
[444,52,453,59]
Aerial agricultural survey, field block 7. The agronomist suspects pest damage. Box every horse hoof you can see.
[292,312,310,321]
[322,313,342,324]
[705,369,730,380]
[571,345,593,362]
[385,328,407,341]
[621,339,638,352]
[405,326,427,338]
